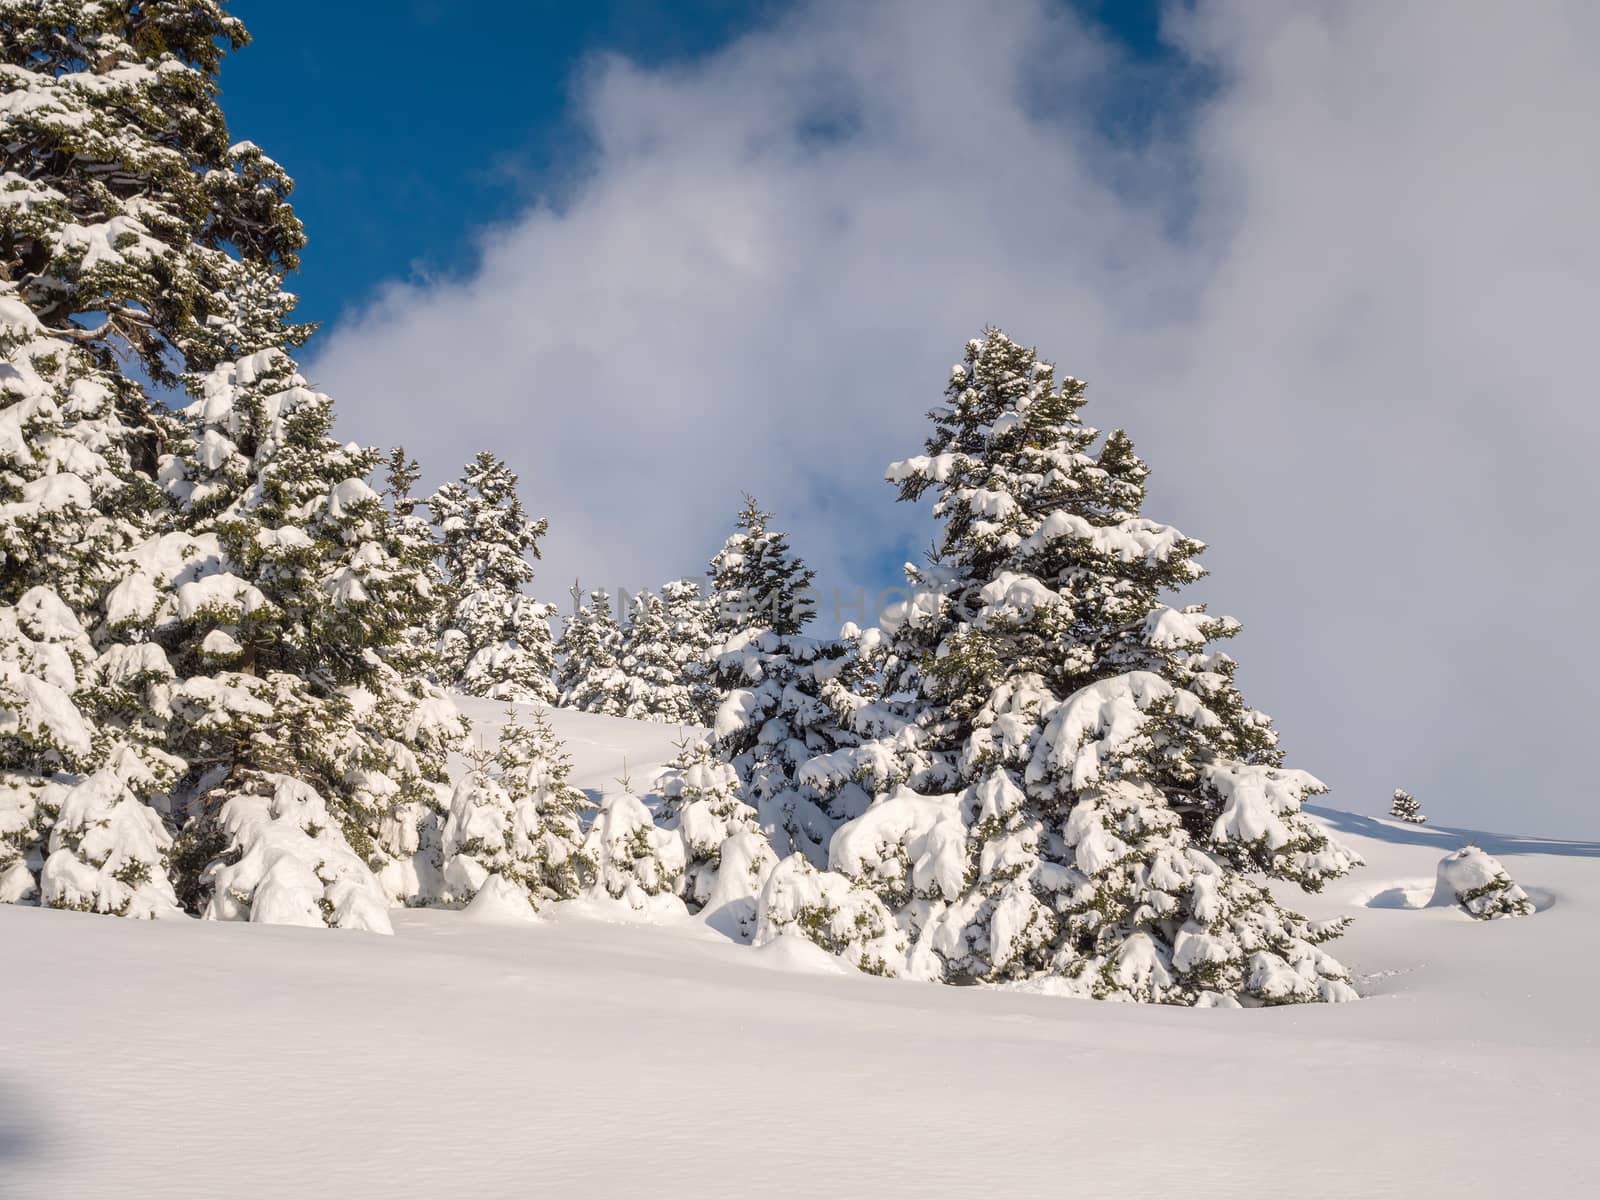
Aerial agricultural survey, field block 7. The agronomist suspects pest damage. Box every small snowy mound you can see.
[463,873,541,924]
[746,930,853,976]
[1430,846,1535,920]
[1361,880,1436,910]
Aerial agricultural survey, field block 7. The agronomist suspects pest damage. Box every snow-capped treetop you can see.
[708,495,815,638]
[374,446,445,677]
[430,452,546,598]
[0,0,308,383]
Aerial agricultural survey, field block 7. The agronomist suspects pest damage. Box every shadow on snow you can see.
[1309,805,1600,861]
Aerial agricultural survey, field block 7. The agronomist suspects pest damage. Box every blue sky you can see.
[225,0,1175,333]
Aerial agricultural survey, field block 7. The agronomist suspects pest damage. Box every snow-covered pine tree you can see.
[3,0,468,926]
[661,578,717,723]
[381,447,444,665]
[153,348,466,915]
[707,495,816,638]
[494,705,592,900]
[618,590,700,723]
[555,585,627,715]
[2,0,305,913]
[657,735,774,937]
[430,452,557,703]
[440,706,593,910]
[584,788,686,912]
[704,498,867,866]
[1391,788,1426,825]
[439,742,536,909]
[807,328,1361,1004]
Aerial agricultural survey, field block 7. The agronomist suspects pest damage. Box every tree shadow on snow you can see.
[0,1079,46,1170]
[1308,805,1600,860]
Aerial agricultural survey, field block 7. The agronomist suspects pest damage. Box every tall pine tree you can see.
[430,452,558,704]
[661,578,717,723]
[811,329,1360,1004]
[618,590,701,724]
[2,0,301,913]
[705,498,865,865]
[3,1,464,924]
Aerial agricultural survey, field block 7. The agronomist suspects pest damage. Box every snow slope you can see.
[2,703,1596,1199]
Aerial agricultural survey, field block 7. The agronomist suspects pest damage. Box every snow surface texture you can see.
[2,704,1594,1198]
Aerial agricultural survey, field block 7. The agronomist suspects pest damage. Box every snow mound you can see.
[463,873,541,924]
[746,930,853,975]
[1359,880,1436,910]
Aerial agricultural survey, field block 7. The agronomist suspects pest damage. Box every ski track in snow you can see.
[2,701,1596,1199]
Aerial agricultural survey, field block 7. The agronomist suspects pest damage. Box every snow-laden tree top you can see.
[1,0,308,382]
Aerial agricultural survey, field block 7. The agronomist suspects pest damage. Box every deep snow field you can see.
[3,699,1596,1199]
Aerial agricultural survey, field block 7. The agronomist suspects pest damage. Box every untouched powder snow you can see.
[2,704,1596,1198]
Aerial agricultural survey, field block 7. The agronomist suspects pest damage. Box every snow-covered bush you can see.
[1391,788,1427,824]
[1431,846,1534,920]
[39,771,181,919]
[752,854,905,976]
[462,872,539,924]
[440,762,533,907]
[583,791,686,911]
[198,775,394,934]
[658,738,775,937]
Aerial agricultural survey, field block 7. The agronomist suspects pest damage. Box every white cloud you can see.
[311,0,1600,837]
